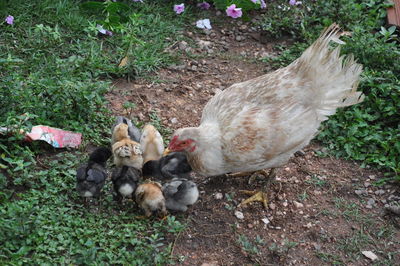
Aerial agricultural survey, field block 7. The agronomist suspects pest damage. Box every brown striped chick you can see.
[112,123,143,169]
[140,124,164,165]
[135,181,167,218]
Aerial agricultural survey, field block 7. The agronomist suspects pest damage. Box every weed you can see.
[305,175,328,188]
[268,239,298,259]
[316,252,344,265]
[334,197,362,222]
[237,234,265,255]
[298,191,309,201]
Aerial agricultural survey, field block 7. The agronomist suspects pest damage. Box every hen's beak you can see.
[163,148,171,156]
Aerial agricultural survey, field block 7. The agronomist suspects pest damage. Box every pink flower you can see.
[174,3,185,14]
[226,4,242,19]
[197,2,210,10]
[5,15,14,25]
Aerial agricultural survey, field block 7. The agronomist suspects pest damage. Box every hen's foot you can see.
[248,169,271,184]
[237,169,277,209]
[226,171,252,178]
[238,190,268,209]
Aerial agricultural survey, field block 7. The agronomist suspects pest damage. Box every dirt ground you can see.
[106,18,400,265]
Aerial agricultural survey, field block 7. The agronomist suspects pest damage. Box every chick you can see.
[135,182,167,218]
[111,166,141,202]
[142,152,192,180]
[162,178,199,212]
[112,116,141,144]
[140,124,164,164]
[112,123,143,168]
[76,147,112,199]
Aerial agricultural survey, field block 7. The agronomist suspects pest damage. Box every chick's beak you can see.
[163,148,171,156]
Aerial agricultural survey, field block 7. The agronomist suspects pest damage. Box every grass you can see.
[0,0,189,264]
[0,153,185,264]
[331,196,399,264]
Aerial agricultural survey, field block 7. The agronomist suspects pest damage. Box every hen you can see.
[76,147,112,199]
[167,24,364,207]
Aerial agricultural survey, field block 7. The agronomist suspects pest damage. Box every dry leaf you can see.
[119,56,129,68]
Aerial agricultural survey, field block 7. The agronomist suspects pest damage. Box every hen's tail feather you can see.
[294,23,364,121]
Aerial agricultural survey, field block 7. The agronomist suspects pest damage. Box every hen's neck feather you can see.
[184,123,225,176]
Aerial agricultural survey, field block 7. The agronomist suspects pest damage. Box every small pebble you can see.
[355,189,367,196]
[214,192,223,200]
[374,189,385,195]
[367,198,376,206]
[261,218,270,225]
[234,211,244,220]
[293,201,304,208]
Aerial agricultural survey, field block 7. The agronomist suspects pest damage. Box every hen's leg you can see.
[237,168,277,209]
[227,169,270,184]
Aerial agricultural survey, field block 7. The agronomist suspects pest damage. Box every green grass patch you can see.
[0,152,185,264]
[0,0,189,263]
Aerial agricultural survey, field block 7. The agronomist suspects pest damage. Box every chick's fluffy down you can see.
[135,182,167,217]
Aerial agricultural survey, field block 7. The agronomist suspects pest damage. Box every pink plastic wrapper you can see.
[25,125,82,148]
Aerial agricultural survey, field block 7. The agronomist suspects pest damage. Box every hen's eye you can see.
[181,141,187,145]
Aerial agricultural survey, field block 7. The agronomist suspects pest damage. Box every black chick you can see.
[142,152,192,180]
[112,116,141,143]
[162,178,199,212]
[111,166,141,202]
[76,147,112,199]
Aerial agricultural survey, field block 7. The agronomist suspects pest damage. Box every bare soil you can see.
[106,19,400,266]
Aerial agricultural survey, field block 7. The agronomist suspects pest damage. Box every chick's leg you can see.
[237,168,277,209]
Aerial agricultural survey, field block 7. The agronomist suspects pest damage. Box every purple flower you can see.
[197,2,210,10]
[260,0,267,8]
[226,4,242,19]
[132,0,143,2]
[289,0,302,5]
[5,15,14,25]
[174,3,185,14]
[105,30,113,36]
[250,0,257,3]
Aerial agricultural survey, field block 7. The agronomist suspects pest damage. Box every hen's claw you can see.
[238,190,268,209]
